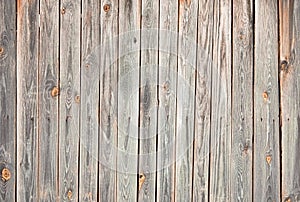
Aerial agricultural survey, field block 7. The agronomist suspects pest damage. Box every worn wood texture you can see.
[16,0,39,201]
[0,0,16,201]
[175,0,198,201]
[280,0,300,200]
[156,0,178,201]
[138,0,159,201]
[254,0,280,201]
[209,0,232,201]
[59,0,81,200]
[79,0,100,201]
[99,0,118,201]
[38,0,59,201]
[192,0,213,201]
[231,0,253,201]
[117,0,140,201]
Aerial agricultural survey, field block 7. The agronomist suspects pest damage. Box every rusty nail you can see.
[103,4,110,12]
[51,86,59,97]
[0,47,4,55]
[75,95,80,103]
[67,190,72,199]
[139,173,145,191]
[262,92,268,101]
[2,168,11,181]
[61,7,66,14]
[266,155,272,165]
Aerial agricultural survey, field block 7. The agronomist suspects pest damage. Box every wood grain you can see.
[79,0,100,201]
[209,0,232,201]
[254,0,280,201]
[231,0,253,201]
[59,0,81,200]
[0,0,16,201]
[279,0,300,200]
[38,0,59,201]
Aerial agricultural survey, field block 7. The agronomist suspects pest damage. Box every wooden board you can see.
[98,0,118,201]
[0,0,16,201]
[117,0,140,201]
[209,0,232,201]
[138,0,159,201]
[38,0,59,201]
[59,0,81,200]
[156,0,178,201]
[279,0,300,200]
[231,0,253,201]
[16,0,39,201]
[175,0,198,201]
[254,0,280,201]
[79,0,100,201]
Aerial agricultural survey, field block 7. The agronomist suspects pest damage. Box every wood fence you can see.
[0,0,299,201]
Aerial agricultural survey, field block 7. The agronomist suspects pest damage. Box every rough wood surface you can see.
[38,0,59,201]
[254,0,280,201]
[209,0,232,201]
[16,0,39,201]
[0,0,16,201]
[59,0,81,200]
[79,0,100,201]
[279,0,300,200]
[231,0,253,201]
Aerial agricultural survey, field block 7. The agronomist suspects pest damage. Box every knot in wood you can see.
[0,47,4,55]
[75,95,80,103]
[51,86,59,97]
[67,190,72,199]
[61,7,66,14]
[2,168,11,181]
[103,4,110,12]
[262,92,268,101]
[266,155,272,165]
[139,173,145,191]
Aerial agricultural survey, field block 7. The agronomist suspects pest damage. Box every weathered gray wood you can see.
[138,0,159,201]
[59,0,81,200]
[192,0,213,201]
[0,0,16,201]
[279,0,300,200]
[16,0,39,201]
[254,0,280,201]
[156,0,178,201]
[175,0,198,201]
[38,0,59,201]
[231,0,253,201]
[99,0,118,201]
[117,0,140,201]
[209,0,232,201]
[79,0,100,201]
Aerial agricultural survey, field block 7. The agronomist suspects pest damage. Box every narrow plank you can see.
[209,0,232,201]
[117,0,141,200]
[254,0,280,201]
[192,0,214,201]
[175,0,198,201]
[79,0,100,201]
[16,0,39,201]
[59,0,81,200]
[38,0,59,201]
[0,0,16,201]
[279,0,300,200]
[138,0,159,201]
[231,0,253,201]
[156,0,178,201]
[98,0,118,201]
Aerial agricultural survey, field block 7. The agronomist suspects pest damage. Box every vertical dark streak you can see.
[37,1,41,200]
[252,0,255,199]
[58,0,62,200]
[15,0,18,200]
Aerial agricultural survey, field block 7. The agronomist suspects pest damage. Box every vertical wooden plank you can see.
[175,0,198,201]
[0,0,16,201]
[16,0,39,201]
[231,0,253,201]
[279,0,300,200]
[209,0,232,201]
[38,0,59,201]
[156,0,178,201]
[59,0,81,200]
[99,0,118,201]
[254,0,280,201]
[117,0,140,201]
[138,0,158,201]
[192,0,213,201]
[79,0,100,201]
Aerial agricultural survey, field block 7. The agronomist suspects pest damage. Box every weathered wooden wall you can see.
[0,0,300,201]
